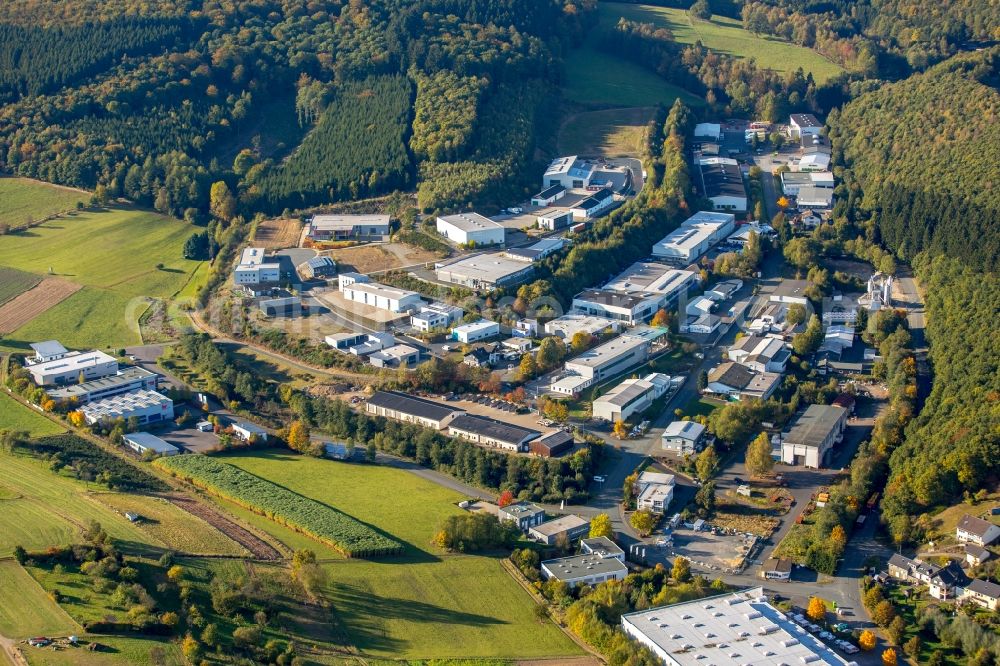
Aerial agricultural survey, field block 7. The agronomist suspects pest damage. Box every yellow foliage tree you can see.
[68,410,86,427]
[859,629,877,651]
[589,513,613,538]
[613,420,628,439]
[881,648,897,666]
[777,196,790,209]
[287,420,310,452]
[806,596,826,622]
[830,524,847,550]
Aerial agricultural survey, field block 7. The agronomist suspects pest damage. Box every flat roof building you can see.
[635,470,675,514]
[621,586,851,666]
[564,334,651,384]
[697,158,747,212]
[123,432,180,457]
[447,414,541,453]
[365,390,464,430]
[435,253,535,290]
[529,430,574,458]
[231,421,268,442]
[571,289,662,326]
[604,262,701,302]
[410,302,464,332]
[531,184,567,207]
[545,313,621,341]
[780,171,834,196]
[653,212,737,264]
[307,214,390,240]
[81,389,174,426]
[48,366,158,404]
[569,187,615,220]
[451,319,500,344]
[504,238,566,263]
[234,247,280,288]
[541,551,629,588]
[27,350,119,387]
[368,344,419,369]
[498,502,546,531]
[781,404,848,468]
[581,537,625,560]
[528,514,590,546]
[543,155,597,190]
[338,274,423,313]
[536,208,575,231]
[592,373,672,423]
[436,213,505,247]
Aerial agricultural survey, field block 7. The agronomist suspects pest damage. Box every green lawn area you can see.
[558,107,657,157]
[563,45,704,108]
[0,392,66,436]
[213,449,582,660]
[0,205,204,351]
[0,177,87,228]
[597,3,843,83]
[0,560,78,639]
[0,452,159,557]
[681,395,727,418]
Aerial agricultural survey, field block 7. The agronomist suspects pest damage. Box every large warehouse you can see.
[436,213,505,247]
[622,587,851,666]
[542,155,596,189]
[563,334,651,384]
[696,157,747,212]
[81,389,174,426]
[435,253,535,290]
[652,211,736,265]
[27,350,119,387]
[780,404,849,468]
[307,214,390,241]
[338,273,423,313]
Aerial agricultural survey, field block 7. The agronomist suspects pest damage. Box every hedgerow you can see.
[155,455,401,558]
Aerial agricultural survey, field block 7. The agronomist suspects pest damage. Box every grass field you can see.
[563,45,704,108]
[0,452,159,557]
[0,561,78,639]
[597,3,843,83]
[0,178,87,228]
[0,205,204,351]
[0,266,41,306]
[0,392,66,436]
[89,493,248,557]
[558,107,656,157]
[19,637,183,666]
[214,450,581,660]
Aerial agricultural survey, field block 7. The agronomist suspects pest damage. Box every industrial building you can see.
[48,366,159,404]
[797,185,834,210]
[569,187,615,220]
[28,340,69,365]
[338,273,423,313]
[696,157,747,212]
[503,238,566,263]
[562,334,651,385]
[531,184,567,206]
[410,302,464,332]
[528,514,590,545]
[368,344,419,369]
[81,389,174,426]
[604,262,701,302]
[571,290,663,326]
[780,404,848,468]
[780,171,834,196]
[544,313,620,341]
[789,113,823,138]
[123,432,180,457]
[541,551,628,588]
[543,155,596,189]
[435,253,535,289]
[621,587,851,666]
[307,214,390,241]
[365,390,464,430]
[436,213,505,247]
[301,255,337,278]
[451,319,500,343]
[446,414,541,453]
[536,208,574,231]
[592,373,673,423]
[258,296,308,318]
[27,350,119,387]
[652,211,736,264]
[706,362,781,401]
[233,247,280,289]
[529,430,574,457]
[635,470,675,514]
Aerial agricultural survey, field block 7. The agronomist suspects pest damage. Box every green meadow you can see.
[0,177,87,228]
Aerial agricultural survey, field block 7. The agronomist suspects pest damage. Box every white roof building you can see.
[307,214,390,240]
[234,247,280,287]
[27,350,119,387]
[410,302,464,332]
[368,344,420,369]
[123,432,180,457]
[435,253,535,289]
[543,155,597,190]
[81,389,174,426]
[544,313,621,341]
[661,421,707,456]
[28,340,69,365]
[798,152,831,172]
[789,113,823,137]
[436,213,505,247]
[653,212,736,264]
[622,587,852,666]
[797,186,834,209]
[592,373,672,423]
[563,333,651,383]
[451,319,500,344]
[338,274,423,313]
[635,470,675,514]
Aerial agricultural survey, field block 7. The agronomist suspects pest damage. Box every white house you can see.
[436,213,505,247]
[569,188,615,220]
[563,334,651,385]
[798,152,831,172]
[28,340,69,365]
[634,471,675,514]
[233,247,280,289]
[956,514,1000,546]
[528,514,589,546]
[696,158,747,212]
[789,113,822,138]
[338,273,423,313]
[685,296,715,317]
[962,579,1000,611]
[706,362,781,401]
[231,421,269,443]
[727,335,791,373]
[661,421,706,456]
[536,208,574,231]
[451,319,500,343]
[543,155,596,190]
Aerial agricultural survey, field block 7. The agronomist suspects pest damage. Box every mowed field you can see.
[597,3,843,83]
[213,450,581,660]
[0,202,205,351]
[0,177,87,228]
[0,452,158,557]
[0,392,66,436]
[0,560,78,639]
[90,493,249,557]
[558,107,656,157]
[563,45,705,108]
[0,266,41,306]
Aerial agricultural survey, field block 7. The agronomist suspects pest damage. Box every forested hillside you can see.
[0,0,591,218]
[739,0,1000,76]
[829,47,1000,542]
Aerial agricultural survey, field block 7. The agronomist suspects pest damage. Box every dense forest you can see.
[0,0,591,218]
[828,47,1000,541]
[739,0,1000,77]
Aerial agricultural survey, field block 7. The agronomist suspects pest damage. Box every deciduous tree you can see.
[858,629,877,651]
[806,596,826,622]
[695,445,719,481]
[630,509,656,536]
[672,556,691,582]
[745,432,773,477]
[589,513,613,539]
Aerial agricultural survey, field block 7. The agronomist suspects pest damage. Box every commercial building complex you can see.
[123,432,180,457]
[48,366,159,404]
[447,414,541,453]
[592,373,673,423]
[696,157,747,212]
[727,335,791,373]
[435,253,535,289]
[562,334,651,387]
[368,344,419,369]
[81,389,174,426]
[307,214,390,241]
[338,273,423,313]
[544,313,620,341]
[706,362,781,401]
[569,188,615,220]
[621,587,851,666]
[27,350,119,387]
[451,319,500,343]
[541,551,628,588]
[365,390,463,430]
[528,515,590,546]
[780,404,848,468]
[410,302,464,332]
[233,247,280,289]
[436,213,505,247]
[543,156,596,189]
[536,208,574,231]
[301,255,337,278]
[28,340,69,364]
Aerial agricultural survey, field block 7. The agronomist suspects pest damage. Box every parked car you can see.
[508,207,523,214]
[593,475,606,483]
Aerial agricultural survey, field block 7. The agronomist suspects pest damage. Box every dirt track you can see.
[165,494,282,560]
[0,278,81,333]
